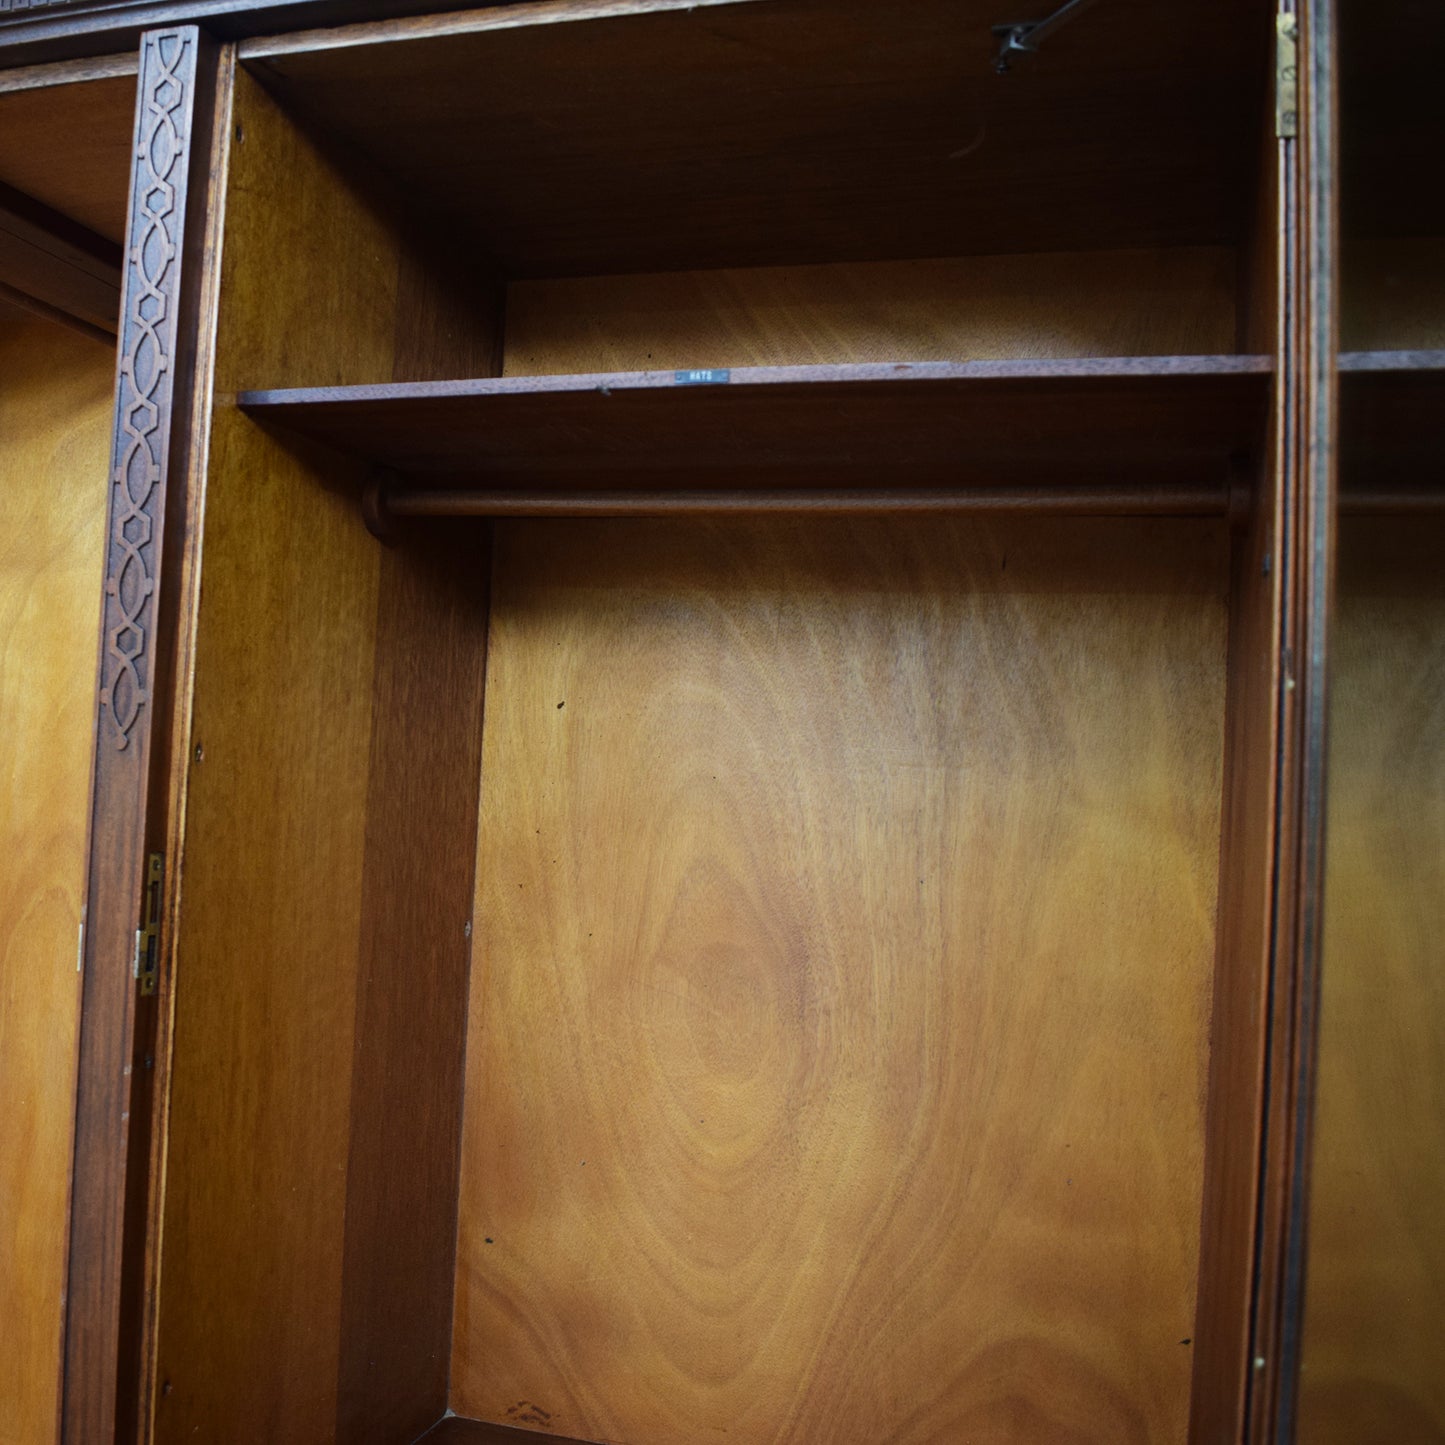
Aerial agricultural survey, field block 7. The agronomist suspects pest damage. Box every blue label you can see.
[675,368,731,386]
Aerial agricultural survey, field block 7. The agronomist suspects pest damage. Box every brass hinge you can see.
[1276,13,1299,138]
[133,852,164,996]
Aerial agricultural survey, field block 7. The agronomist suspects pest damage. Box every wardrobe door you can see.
[0,58,134,1445]
[73,29,227,1445]
[1294,0,1445,1439]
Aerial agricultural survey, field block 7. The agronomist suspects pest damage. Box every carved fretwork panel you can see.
[101,27,190,750]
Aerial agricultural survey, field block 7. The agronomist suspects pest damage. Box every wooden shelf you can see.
[1340,349,1445,494]
[238,355,1272,507]
[1340,348,1445,372]
[245,0,1268,275]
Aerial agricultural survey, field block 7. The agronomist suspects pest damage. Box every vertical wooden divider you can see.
[62,26,224,1444]
[334,246,503,1445]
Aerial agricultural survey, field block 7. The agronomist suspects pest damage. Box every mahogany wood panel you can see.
[1188,124,1284,1445]
[239,357,1272,496]
[335,173,504,1445]
[0,71,135,242]
[152,64,396,1445]
[153,402,383,1445]
[0,316,112,1445]
[61,28,222,1444]
[502,248,1240,376]
[1297,516,1445,1443]
[244,0,1267,277]
[453,514,1228,1445]
[154,64,498,1445]
[336,536,492,1445]
[1189,461,1282,1445]
[126,42,235,1445]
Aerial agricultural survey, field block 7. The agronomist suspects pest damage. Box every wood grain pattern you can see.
[1297,515,1445,1444]
[125,46,237,1445]
[334,162,504,1445]
[453,514,1228,1445]
[335,536,492,1445]
[153,377,383,1445]
[0,53,138,93]
[152,64,395,1445]
[153,63,498,1445]
[502,249,1239,376]
[62,30,222,1443]
[0,72,135,242]
[0,315,111,1445]
[1189,460,1281,1445]
[239,358,1271,497]
[1188,124,1284,1445]
[247,0,1265,276]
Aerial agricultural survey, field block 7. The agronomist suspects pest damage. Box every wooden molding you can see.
[99,28,194,749]
[0,0,502,71]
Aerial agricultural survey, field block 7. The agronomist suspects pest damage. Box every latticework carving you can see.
[100,29,192,749]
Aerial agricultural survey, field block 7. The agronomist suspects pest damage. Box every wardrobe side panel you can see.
[0,316,111,1445]
[152,59,503,1445]
[152,67,392,1445]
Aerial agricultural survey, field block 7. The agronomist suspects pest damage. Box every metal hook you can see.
[991,0,1102,73]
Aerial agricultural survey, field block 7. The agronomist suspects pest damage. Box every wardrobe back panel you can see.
[1340,238,1445,350]
[501,247,1239,376]
[453,513,1228,1445]
[0,315,112,1445]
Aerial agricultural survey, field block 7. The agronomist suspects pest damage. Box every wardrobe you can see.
[0,1,1435,1442]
